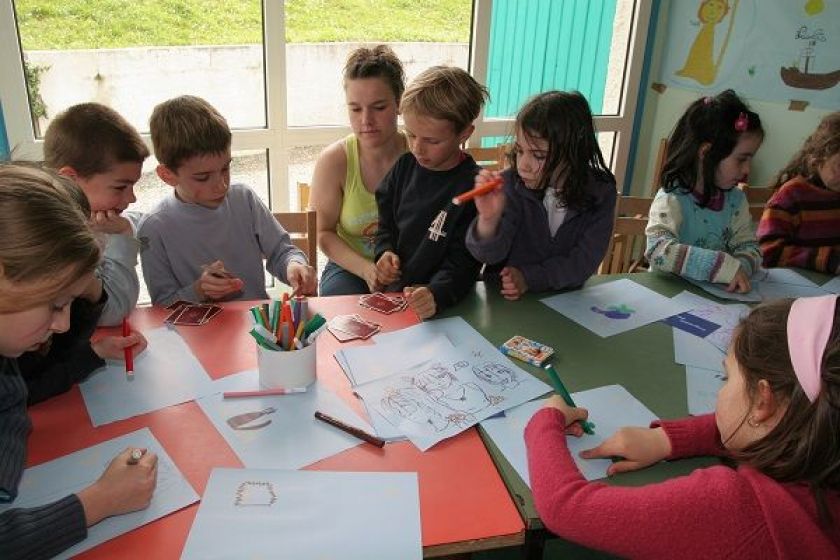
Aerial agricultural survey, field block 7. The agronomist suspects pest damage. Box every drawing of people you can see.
[676,0,733,85]
[472,361,520,391]
[380,387,451,432]
[410,364,492,415]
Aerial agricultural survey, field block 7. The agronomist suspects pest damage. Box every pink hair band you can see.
[787,295,836,402]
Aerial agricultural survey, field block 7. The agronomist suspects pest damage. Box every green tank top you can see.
[336,134,384,259]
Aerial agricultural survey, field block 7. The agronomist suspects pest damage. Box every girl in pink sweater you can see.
[525,296,840,559]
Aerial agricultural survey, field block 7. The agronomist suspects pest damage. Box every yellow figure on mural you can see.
[676,0,739,85]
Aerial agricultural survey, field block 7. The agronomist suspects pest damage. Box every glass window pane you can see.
[14,0,265,136]
[285,0,472,127]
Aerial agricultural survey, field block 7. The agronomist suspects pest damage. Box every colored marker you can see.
[127,448,145,465]
[452,177,503,205]
[314,411,385,448]
[223,387,306,399]
[122,319,134,379]
[544,364,595,434]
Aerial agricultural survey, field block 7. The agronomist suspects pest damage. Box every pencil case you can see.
[499,335,554,367]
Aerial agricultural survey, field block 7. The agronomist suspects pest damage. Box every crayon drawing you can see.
[234,481,277,507]
[590,304,636,319]
[354,346,550,451]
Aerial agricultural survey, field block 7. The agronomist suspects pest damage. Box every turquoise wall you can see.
[0,103,9,159]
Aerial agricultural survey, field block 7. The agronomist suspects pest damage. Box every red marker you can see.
[122,318,134,379]
[452,177,503,205]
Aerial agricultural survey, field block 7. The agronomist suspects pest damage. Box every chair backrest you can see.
[297,182,312,211]
[599,195,652,275]
[466,143,510,171]
[273,209,317,267]
[741,184,773,222]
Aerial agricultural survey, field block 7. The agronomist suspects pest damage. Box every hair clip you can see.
[703,96,713,105]
[734,112,749,132]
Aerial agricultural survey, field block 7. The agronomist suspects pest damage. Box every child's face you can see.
[715,350,754,451]
[159,150,232,209]
[66,161,142,213]
[817,152,840,192]
[345,78,400,148]
[514,128,549,188]
[403,112,472,172]
[0,272,93,357]
[713,132,763,189]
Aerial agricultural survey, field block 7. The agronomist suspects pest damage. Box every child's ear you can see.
[457,124,476,145]
[156,164,179,187]
[57,166,79,180]
[697,142,712,161]
[752,379,783,424]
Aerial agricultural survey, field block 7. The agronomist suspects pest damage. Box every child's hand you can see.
[196,260,243,301]
[287,261,317,295]
[90,210,133,236]
[580,426,672,476]
[499,266,528,300]
[404,286,436,320]
[473,170,506,229]
[542,395,589,437]
[92,332,148,361]
[375,251,401,286]
[77,448,158,526]
[726,268,751,293]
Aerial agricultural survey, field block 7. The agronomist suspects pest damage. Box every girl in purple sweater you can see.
[525,296,840,559]
[466,91,617,300]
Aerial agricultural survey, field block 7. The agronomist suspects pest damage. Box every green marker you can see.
[544,364,595,435]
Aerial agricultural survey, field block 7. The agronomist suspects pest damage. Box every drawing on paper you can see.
[408,365,499,414]
[234,481,278,507]
[226,407,277,431]
[676,0,740,85]
[472,362,520,392]
[591,304,636,319]
[380,387,455,432]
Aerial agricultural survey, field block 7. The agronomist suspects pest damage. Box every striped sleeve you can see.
[728,194,760,277]
[645,193,741,283]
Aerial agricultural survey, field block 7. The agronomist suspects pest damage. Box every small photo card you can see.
[499,335,554,367]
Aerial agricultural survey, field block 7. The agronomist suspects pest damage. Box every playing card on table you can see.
[165,303,222,326]
[358,292,407,314]
[328,314,381,341]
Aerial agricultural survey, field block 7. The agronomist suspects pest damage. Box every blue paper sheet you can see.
[480,385,659,483]
[685,366,725,415]
[182,468,421,560]
[0,428,198,560]
[197,369,375,468]
[672,328,725,372]
[79,326,213,426]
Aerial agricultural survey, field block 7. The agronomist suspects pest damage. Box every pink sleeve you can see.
[524,408,768,559]
[652,414,728,459]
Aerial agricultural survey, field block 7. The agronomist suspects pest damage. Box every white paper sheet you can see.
[672,328,725,372]
[0,428,198,560]
[820,276,840,294]
[181,468,422,560]
[670,291,750,352]
[688,268,828,303]
[336,332,454,386]
[354,346,551,451]
[685,365,725,415]
[79,326,213,426]
[540,279,693,337]
[480,385,659,483]
[197,369,375,468]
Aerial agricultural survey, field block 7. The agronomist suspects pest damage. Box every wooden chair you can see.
[273,209,317,266]
[740,184,773,222]
[297,182,312,211]
[466,143,510,171]
[599,195,653,274]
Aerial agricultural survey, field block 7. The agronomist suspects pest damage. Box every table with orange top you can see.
[26,296,525,558]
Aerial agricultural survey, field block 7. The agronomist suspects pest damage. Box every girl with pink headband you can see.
[525,295,840,559]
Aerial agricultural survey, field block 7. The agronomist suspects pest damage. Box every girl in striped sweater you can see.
[758,112,840,273]
[646,90,763,293]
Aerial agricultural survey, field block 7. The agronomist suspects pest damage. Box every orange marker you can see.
[452,177,503,205]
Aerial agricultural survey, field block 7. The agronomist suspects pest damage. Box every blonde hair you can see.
[149,95,231,170]
[400,66,489,133]
[0,164,100,312]
[44,103,149,177]
[772,112,840,189]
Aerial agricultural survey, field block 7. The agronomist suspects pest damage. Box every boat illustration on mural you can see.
[781,24,839,90]
[780,66,840,90]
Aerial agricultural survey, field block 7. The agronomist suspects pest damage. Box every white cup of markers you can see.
[248,297,326,390]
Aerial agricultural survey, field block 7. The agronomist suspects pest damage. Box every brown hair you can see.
[0,164,100,312]
[771,112,840,189]
[149,95,231,170]
[344,45,405,103]
[400,66,489,133]
[43,103,149,177]
[732,299,840,524]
